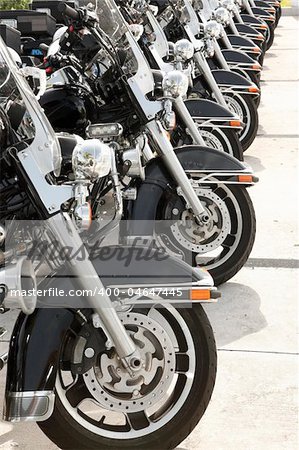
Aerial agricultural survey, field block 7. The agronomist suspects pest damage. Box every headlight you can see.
[204,20,223,39]
[174,39,194,61]
[214,7,231,25]
[162,70,189,98]
[220,0,235,11]
[72,139,111,180]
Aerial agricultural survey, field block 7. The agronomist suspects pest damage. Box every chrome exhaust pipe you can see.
[0,257,37,314]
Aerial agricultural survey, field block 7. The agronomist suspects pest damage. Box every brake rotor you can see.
[170,187,231,253]
[199,129,224,151]
[83,312,176,413]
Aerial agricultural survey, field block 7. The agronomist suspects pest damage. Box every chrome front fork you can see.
[244,0,255,15]
[193,52,228,107]
[146,120,207,219]
[173,96,206,146]
[222,29,234,49]
[214,40,230,70]
[48,214,138,363]
[229,16,241,34]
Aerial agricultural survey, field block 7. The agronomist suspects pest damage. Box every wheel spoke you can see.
[65,375,92,408]
[175,352,190,374]
[126,410,151,431]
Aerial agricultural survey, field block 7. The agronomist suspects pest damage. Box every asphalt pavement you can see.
[0,13,298,450]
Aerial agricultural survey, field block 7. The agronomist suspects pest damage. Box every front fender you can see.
[227,34,260,50]
[4,246,214,421]
[127,146,250,231]
[212,69,253,87]
[240,13,266,25]
[250,7,274,19]
[4,308,75,422]
[184,98,235,119]
[235,23,263,37]
[222,49,257,65]
[211,70,259,95]
[183,98,243,130]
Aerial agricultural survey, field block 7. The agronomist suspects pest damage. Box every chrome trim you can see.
[185,170,256,185]
[218,85,259,95]
[4,390,55,422]
[190,116,244,129]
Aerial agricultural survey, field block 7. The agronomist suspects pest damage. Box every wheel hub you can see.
[170,187,231,253]
[223,94,244,122]
[84,312,176,413]
[199,129,223,151]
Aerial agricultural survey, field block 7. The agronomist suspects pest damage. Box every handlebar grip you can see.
[58,3,80,20]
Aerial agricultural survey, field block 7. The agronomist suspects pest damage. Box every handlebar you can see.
[58,3,80,20]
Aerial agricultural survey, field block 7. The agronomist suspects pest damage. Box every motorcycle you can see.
[0,34,220,449]
[39,0,257,285]
[120,1,244,159]
[197,0,266,62]
[156,0,260,150]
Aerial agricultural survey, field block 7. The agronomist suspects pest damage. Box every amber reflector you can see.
[229,120,241,127]
[252,64,261,70]
[190,289,211,301]
[238,175,253,182]
[248,86,259,93]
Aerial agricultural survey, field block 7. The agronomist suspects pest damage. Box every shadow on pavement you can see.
[204,281,267,348]
[264,52,278,58]
[244,154,266,173]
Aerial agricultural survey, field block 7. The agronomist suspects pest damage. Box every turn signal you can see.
[238,175,253,182]
[253,47,261,53]
[229,120,242,127]
[190,289,211,301]
[252,64,261,70]
[248,86,259,93]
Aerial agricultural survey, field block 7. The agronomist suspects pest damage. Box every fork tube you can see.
[214,40,230,70]
[229,16,241,34]
[244,0,255,15]
[234,7,245,23]
[48,213,136,359]
[173,96,206,146]
[193,52,228,107]
[222,29,234,49]
[146,120,206,217]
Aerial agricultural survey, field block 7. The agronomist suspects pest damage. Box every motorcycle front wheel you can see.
[172,122,243,161]
[155,180,256,286]
[222,92,259,151]
[39,305,217,450]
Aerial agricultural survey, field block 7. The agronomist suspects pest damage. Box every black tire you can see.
[156,183,256,286]
[172,122,243,161]
[265,22,275,50]
[232,69,261,107]
[223,93,259,152]
[234,69,261,89]
[276,5,281,24]
[39,305,217,450]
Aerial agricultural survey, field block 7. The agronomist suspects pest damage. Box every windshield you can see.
[0,37,61,175]
[94,0,128,45]
[0,49,36,142]
[169,0,191,24]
